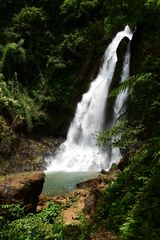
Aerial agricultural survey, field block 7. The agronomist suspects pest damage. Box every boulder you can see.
[0,171,45,212]
[109,163,118,172]
[76,178,102,189]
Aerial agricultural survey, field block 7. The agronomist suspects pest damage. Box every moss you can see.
[0,176,5,183]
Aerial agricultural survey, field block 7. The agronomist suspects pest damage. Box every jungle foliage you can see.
[0,0,159,137]
[0,202,90,240]
[0,0,160,239]
[96,3,160,238]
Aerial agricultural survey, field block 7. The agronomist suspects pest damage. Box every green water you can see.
[43,172,98,196]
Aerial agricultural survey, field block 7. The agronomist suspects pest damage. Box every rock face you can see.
[0,171,45,212]
[0,136,63,175]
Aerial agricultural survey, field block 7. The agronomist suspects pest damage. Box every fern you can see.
[110,73,153,97]
[97,120,145,151]
[0,76,45,131]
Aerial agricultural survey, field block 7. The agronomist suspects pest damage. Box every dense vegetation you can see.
[96,1,160,239]
[0,202,90,240]
[0,0,160,239]
[0,0,109,149]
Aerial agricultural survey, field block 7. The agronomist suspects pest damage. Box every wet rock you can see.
[0,171,45,212]
[118,156,127,170]
[76,169,121,191]
[0,136,64,175]
[36,193,50,212]
[76,178,102,189]
[100,169,108,174]
[84,194,96,216]
[109,163,118,172]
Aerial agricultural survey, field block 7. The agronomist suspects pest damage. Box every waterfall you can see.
[114,43,131,119]
[46,26,133,172]
[110,42,132,165]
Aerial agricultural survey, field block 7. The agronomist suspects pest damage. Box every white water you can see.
[110,42,132,164]
[114,43,131,119]
[47,26,133,172]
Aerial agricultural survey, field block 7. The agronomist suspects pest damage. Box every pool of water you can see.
[42,172,98,196]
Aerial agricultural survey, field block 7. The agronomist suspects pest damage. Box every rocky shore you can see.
[0,135,124,239]
[42,167,120,240]
[0,166,121,239]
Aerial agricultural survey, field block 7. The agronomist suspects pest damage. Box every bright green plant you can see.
[0,76,45,134]
[0,204,25,221]
[97,120,145,152]
[11,81,45,130]
[13,7,47,33]
[36,201,60,223]
[0,201,91,240]
[0,202,63,240]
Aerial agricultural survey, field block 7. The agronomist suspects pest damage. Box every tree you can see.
[1,41,26,81]
[11,7,53,85]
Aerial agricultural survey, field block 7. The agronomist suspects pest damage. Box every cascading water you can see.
[114,43,131,120]
[110,42,132,164]
[46,26,133,172]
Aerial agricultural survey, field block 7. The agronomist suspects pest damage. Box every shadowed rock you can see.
[0,171,45,212]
